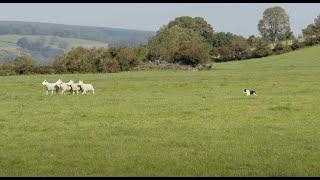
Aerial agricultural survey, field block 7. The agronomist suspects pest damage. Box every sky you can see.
[0,3,320,37]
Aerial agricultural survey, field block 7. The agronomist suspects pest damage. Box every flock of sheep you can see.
[42,79,95,95]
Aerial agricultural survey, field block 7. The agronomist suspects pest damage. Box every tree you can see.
[167,16,214,43]
[53,54,68,73]
[250,38,272,58]
[302,15,320,37]
[258,6,293,42]
[211,33,251,61]
[211,32,235,47]
[116,47,141,71]
[96,55,119,73]
[230,36,251,60]
[148,26,211,66]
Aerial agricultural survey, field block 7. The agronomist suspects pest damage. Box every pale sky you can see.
[0,3,320,37]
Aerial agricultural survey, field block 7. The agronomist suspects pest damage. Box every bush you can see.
[173,42,211,67]
[148,26,211,66]
[116,47,141,71]
[53,54,68,73]
[273,42,292,55]
[290,39,306,50]
[0,61,17,76]
[304,36,320,46]
[0,56,37,75]
[133,60,195,71]
[215,46,235,62]
[13,56,36,75]
[251,39,272,58]
[96,56,119,73]
[34,65,56,74]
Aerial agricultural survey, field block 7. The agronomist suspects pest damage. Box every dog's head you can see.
[243,89,248,93]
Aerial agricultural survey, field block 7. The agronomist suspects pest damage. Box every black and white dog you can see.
[243,89,257,96]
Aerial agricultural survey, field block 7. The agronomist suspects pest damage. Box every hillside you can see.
[0,35,109,64]
[1,45,320,176]
[0,21,155,47]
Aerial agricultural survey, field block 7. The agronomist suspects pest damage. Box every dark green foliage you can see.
[273,42,292,55]
[304,36,320,46]
[116,47,141,71]
[212,34,251,62]
[212,32,235,47]
[34,65,55,74]
[0,61,17,75]
[249,37,272,58]
[148,26,211,66]
[13,56,36,75]
[167,16,214,43]
[290,39,304,50]
[52,47,141,74]
[0,56,36,75]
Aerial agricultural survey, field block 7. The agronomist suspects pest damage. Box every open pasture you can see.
[1,45,320,176]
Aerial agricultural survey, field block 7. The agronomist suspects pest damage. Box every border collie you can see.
[243,89,257,96]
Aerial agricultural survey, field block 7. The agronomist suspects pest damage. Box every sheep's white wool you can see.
[78,80,95,95]
[42,80,60,95]
[66,80,81,95]
[56,80,72,95]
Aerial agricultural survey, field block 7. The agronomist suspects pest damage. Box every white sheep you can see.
[66,80,81,95]
[56,79,72,95]
[42,80,60,95]
[78,80,95,95]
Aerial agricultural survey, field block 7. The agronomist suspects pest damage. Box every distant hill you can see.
[0,21,155,47]
[0,35,109,64]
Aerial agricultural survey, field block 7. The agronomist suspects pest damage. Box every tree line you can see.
[1,6,320,75]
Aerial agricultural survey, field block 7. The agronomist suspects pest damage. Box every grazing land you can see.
[1,45,320,176]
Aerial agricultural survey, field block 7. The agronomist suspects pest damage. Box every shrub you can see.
[304,36,320,46]
[251,39,272,58]
[273,42,292,55]
[290,39,301,50]
[116,47,141,71]
[13,56,36,75]
[96,56,119,73]
[34,65,55,74]
[148,26,211,66]
[0,61,17,76]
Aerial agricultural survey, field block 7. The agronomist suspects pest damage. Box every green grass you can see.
[1,45,320,176]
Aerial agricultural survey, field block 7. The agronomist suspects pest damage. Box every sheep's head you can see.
[78,80,84,85]
[56,79,62,85]
[68,80,74,84]
[42,80,47,86]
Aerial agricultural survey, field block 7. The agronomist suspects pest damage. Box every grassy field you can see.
[0,45,320,176]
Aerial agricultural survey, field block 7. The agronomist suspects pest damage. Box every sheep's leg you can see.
[73,91,75,95]
[51,90,54,95]
[46,90,48,95]
[82,90,86,95]
[92,89,95,95]
[76,90,79,95]
[61,90,64,95]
